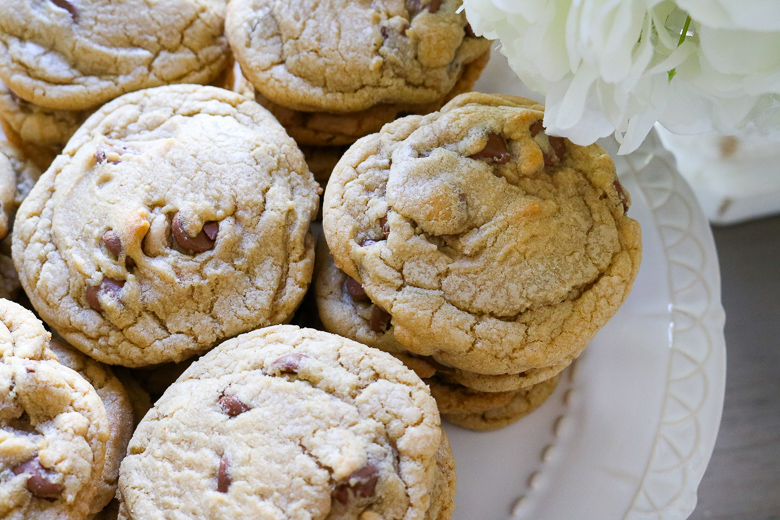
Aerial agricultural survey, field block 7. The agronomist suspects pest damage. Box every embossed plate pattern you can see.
[444,52,727,520]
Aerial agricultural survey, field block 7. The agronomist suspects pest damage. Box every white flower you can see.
[462,0,780,154]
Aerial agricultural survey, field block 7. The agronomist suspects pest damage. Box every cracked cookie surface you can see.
[0,0,229,110]
[0,299,111,520]
[118,325,454,520]
[226,0,490,113]
[315,227,574,392]
[232,51,490,147]
[13,85,320,367]
[323,92,642,376]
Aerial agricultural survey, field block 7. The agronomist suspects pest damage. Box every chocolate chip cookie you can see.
[0,0,230,111]
[48,337,134,516]
[13,85,320,367]
[315,236,570,392]
[0,299,111,520]
[324,92,642,376]
[118,325,455,519]
[227,0,489,112]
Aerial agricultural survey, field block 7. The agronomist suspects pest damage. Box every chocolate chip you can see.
[217,455,230,493]
[270,353,307,373]
[218,395,249,417]
[125,257,136,269]
[370,305,391,333]
[381,27,390,39]
[549,137,566,162]
[102,230,122,259]
[470,133,511,164]
[333,463,381,504]
[170,212,218,253]
[530,120,544,137]
[94,149,107,164]
[203,222,219,241]
[380,217,390,237]
[345,277,369,302]
[50,0,78,21]
[613,180,629,213]
[13,458,64,500]
[86,278,125,312]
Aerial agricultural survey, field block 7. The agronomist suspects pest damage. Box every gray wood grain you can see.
[689,216,780,520]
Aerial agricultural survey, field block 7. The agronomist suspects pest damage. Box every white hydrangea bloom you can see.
[463,0,780,153]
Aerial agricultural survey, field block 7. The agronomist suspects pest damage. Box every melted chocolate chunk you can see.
[170,212,218,253]
[529,120,544,137]
[549,137,566,162]
[85,278,125,312]
[345,277,369,302]
[125,257,136,269]
[370,305,391,333]
[613,180,629,213]
[51,0,78,21]
[217,455,230,493]
[333,463,381,505]
[469,133,511,164]
[102,230,122,259]
[218,395,249,417]
[270,353,308,374]
[13,458,64,500]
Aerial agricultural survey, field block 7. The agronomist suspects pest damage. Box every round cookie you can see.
[323,92,642,376]
[48,338,134,516]
[0,0,230,111]
[226,0,491,113]
[118,325,454,520]
[0,299,111,520]
[0,82,91,150]
[442,374,561,432]
[315,236,569,391]
[13,85,320,367]
[234,51,490,147]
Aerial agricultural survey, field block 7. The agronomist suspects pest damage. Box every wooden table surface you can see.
[689,215,780,520]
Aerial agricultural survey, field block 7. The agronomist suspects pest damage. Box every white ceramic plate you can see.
[444,52,727,520]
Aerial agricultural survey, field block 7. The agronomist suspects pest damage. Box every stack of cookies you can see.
[225,0,491,148]
[0,0,230,167]
[319,92,642,430]
[0,0,645,516]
